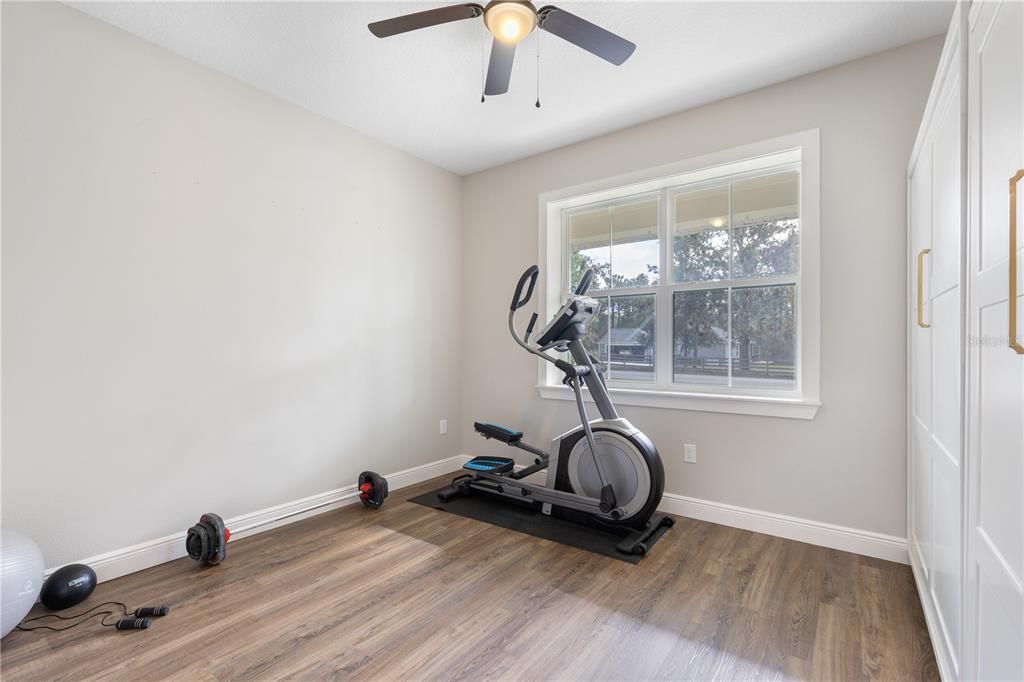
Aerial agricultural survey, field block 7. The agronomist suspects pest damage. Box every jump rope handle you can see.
[116,618,152,630]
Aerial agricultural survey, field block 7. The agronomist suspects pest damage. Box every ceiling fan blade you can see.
[484,39,516,96]
[537,6,636,65]
[368,3,482,38]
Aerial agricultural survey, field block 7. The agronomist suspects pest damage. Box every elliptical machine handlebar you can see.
[510,265,539,311]
[508,265,574,368]
[510,264,594,316]
[574,268,594,296]
[508,265,550,361]
[507,265,602,370]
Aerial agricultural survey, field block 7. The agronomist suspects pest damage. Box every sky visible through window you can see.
[573,237,659,288]
[614,239,658,283]
[576,239,659,287]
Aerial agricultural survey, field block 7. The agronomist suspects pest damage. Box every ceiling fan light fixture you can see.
[484,1,537,45]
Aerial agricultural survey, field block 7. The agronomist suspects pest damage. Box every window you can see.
[538,131,820,419]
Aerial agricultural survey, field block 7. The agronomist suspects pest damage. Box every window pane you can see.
[580,295,609,368]
[611,198,659,287]
[730,285,796,389]
[607,294,655,382]
[673,289,729,385]
[672,185,730,283]
[570,207,610,291]
[732,171,799,279]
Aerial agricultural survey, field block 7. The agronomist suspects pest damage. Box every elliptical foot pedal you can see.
[462,456,515,474]
[473,422,523,444]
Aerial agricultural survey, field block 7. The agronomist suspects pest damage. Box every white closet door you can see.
[908,7,967,677]
[966,1,1024,680]
[927,51,965,679]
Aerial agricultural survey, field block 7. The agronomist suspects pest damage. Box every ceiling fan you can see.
[368,1,636,97]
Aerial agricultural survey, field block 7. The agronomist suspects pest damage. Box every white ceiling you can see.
[70,1,953,175]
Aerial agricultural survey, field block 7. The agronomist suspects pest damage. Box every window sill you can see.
[536,384,820,420]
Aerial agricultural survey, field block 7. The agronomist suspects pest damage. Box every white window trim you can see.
[536,129,821,420]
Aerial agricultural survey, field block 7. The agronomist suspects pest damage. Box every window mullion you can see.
[666,275,799,292]
[661,187,671,285]
[562,209,570,297]
[656,189,672,387]
[724,179,733,387]
[728,180,734,280]
[727,287,733,386]
[606,206,613,288]
[727,181,734,386]
[603,285,660,297]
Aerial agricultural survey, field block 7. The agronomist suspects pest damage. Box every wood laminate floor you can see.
[1,475,938,681]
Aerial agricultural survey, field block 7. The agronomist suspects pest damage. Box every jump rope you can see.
[17,601,171,632]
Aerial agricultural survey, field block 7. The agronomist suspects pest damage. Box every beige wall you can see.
[1,1,943,567]
[1,3,463,567]
[461,37,942,538]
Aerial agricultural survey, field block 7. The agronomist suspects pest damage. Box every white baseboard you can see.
[49,455,470,584]
[59,454,907,584]
[658,493,909,564]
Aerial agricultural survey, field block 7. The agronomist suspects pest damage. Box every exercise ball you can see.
[1,529,44,638]
[40,564,96,610]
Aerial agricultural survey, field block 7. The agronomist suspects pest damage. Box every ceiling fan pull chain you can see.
[480,24,486,103]
[535,27,541,108]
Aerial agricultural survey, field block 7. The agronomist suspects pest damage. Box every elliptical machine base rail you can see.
[438,471,673,556]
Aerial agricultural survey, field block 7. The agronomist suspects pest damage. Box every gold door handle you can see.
[917,248,930,329]
[1011,169,1023,354]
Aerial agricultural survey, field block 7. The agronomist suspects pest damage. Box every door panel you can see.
[978,303,1023,578]
[912,422,934,574]
[912,148,934,252]
[932,91,962,295]
[911,304,932,429]
[966,1,1024,679]
[930,451,962,664]
[926,52,964,679]
[909,10,966,679]
[931,288,961,464]
[977,1,1022,272]
[976,550,1024,681]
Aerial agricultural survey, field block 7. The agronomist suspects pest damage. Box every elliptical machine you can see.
[440,265,673,556]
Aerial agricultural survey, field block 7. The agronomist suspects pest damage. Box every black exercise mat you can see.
[408,486,650,564]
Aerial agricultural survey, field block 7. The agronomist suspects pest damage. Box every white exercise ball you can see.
[1,529,44,639]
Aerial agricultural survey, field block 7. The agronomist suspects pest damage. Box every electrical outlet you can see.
[439,419,448,435]
[683,443,697,463]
